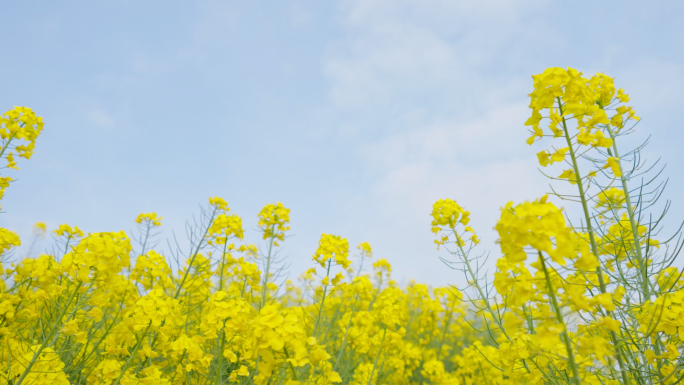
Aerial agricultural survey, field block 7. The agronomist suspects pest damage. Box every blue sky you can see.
[2,0,683,287]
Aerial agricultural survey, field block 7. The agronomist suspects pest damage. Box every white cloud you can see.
[322,0,548,143]
[287,1,316,26]
[325,25,464,109]
[358,103,530,168]
[320,0,554,285]
[340,0,542,27]
[87,109,115,130]
[352,104,548,286]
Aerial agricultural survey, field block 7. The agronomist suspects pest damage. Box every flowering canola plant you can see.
[0,67,682,385]
[432,67,683,385]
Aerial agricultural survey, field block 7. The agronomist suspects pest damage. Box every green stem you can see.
[218,240,229,292]
[607,127,663,381]
[436,309,453,360]
[283,348,299,380]
[112,321,153,385]
[368,326,387,385]
[333,304,356,371]
[313,259,332,337]
[0,134,16,160]
[216,330,225,384]
[605,128,650,299]
[14,281,83,385]
[260,225,276,310]
[538,251,581,385]
[174,207,218,300]
[478,362,491,385]
[62,235,73,257]
[454,239,535,375]
[73,299,127,383]
[558,98,630,385]
[557,98,605,287]
[455,239,507,336]
[140,221,152,256]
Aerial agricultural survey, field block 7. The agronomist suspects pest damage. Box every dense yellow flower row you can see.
[0,67,682,385]
[0,210,475,384]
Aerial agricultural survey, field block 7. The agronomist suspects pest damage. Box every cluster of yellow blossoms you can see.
[431,67,682,385]
[0,107,43,209]
[0,203,475,384]
[1,67,682,385]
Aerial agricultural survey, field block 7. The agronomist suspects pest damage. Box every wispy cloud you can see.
[87,109,116,130]
[321,0,549,284]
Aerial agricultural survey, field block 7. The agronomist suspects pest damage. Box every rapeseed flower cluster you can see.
[432,67,682,385]
[0,67,682,385]
[258,203,291,243]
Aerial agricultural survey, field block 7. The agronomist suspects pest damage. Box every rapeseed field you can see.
[0,67,680,385]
